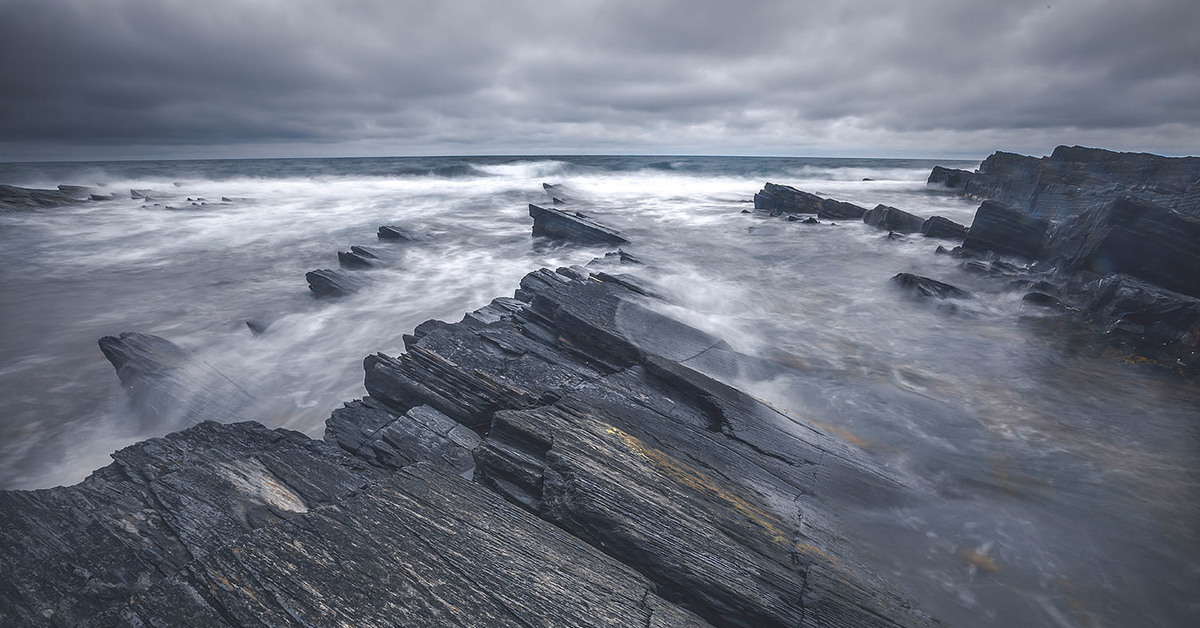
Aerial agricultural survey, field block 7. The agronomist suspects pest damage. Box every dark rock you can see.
[1077,274,1200,368]
[89,463,711,628]
[0,420,385,627]
[893,272,971,299]
[740,209,751,213]
[752,183,867,220]
[962,200,1050,259]
[1022,292,1062,308]
[786,214,800,221]
[803,216,820,224]
[1042,196,1200,299]
[529,203,630,245]
[326,397,480,475]
[377,224,421,241]
[245,320,269,335]
[863,204,925,233]
[0,184,90,211]
[921,215,968,240]
[98,332,254,429]
[337,249,380,269]
[928,146,1200,219]
[305,268,362,297]
[89,193,116,201]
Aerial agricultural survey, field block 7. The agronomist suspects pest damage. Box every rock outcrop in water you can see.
[529,203,630,245]
[928,146,1200,220]
[0,183,94,211]
[931,146,1200,370]
[753,182,867,220]
[0,205,941,626]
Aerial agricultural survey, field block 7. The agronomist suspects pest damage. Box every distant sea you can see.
[1,155,1197,628]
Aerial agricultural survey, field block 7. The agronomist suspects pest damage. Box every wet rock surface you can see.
[928,145,1200,220]
[864,204,925,233]
[529,203,630,245]
[0,183,93,211]
[753,182,867,220]
[1,220,941,627]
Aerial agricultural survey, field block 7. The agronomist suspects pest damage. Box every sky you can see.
[1,0,1198,161]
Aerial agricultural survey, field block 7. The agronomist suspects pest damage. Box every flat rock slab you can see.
[88,463,710,628]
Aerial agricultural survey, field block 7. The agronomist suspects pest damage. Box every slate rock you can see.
[378,224,421,241]
[306,268,362,297]
[1042,195,1200,299]
[962,200,1050,259]
[98,332,254,429]
[529,203,630,245]
[893,272,971,299]
[863,204,925,233]
[326,397,480,475]
[752,183,867,220]
[921,215,968,240]
[0,420,384,627]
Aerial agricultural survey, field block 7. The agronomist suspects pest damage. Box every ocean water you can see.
[1,155,1197,627]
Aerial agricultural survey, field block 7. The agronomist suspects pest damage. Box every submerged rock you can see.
[98,332,253,429]
[892,272,971,299]
[529,203,630,245]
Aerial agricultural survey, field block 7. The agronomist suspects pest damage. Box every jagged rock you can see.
[88,463,711,628]
[921,215,968,240]
[962,200,1050,259]
[0,184,90,211]
[1042,196,1200,299]
[306,268,362,297]
[0,420,385,627]
[337,249,380,269]
[377,224,421,241]
[369,267,938,627]
[752,183,866,220]
[245,320,269,335]
[863,204,925,233]
[529,203,630,245]
[892,272,971,299]
[927,146,1200,219]
[1076,274,1200,368]
[98,332,254,429]
[326,398,480,475]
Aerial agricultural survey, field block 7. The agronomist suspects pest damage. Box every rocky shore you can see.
[2,145,1196,626]
[755,146,1200,372]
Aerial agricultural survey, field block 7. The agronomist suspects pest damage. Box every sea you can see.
[1,155,1197,628]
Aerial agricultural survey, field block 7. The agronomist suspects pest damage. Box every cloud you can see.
[1,0,1198,160]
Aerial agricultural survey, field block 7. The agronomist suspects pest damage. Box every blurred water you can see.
[0,155,1196,627]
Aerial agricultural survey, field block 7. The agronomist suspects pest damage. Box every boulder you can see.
[1042,196,1200,299]
[378,224,421,241]
[962,200,1050,259]
[863,204,925,233]
[921,215,968,240]
[529,203,630,245]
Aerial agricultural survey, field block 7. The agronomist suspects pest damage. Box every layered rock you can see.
[921,215,968,240]
[961,200,1050,259]
[0,183,93,211]
[752,183,867,220]
[863,204,925,233]
[529,203,630,245]
[928,145,1200,219]
[98,332,254,429]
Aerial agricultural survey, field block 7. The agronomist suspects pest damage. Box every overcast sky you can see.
[1,0,1197,161]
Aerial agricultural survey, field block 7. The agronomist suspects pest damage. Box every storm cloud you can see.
[1,0,1197,160]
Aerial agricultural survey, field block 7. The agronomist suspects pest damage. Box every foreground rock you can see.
[306,268,364,297]
[529,203,630,245]
[961,200,1050,259]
